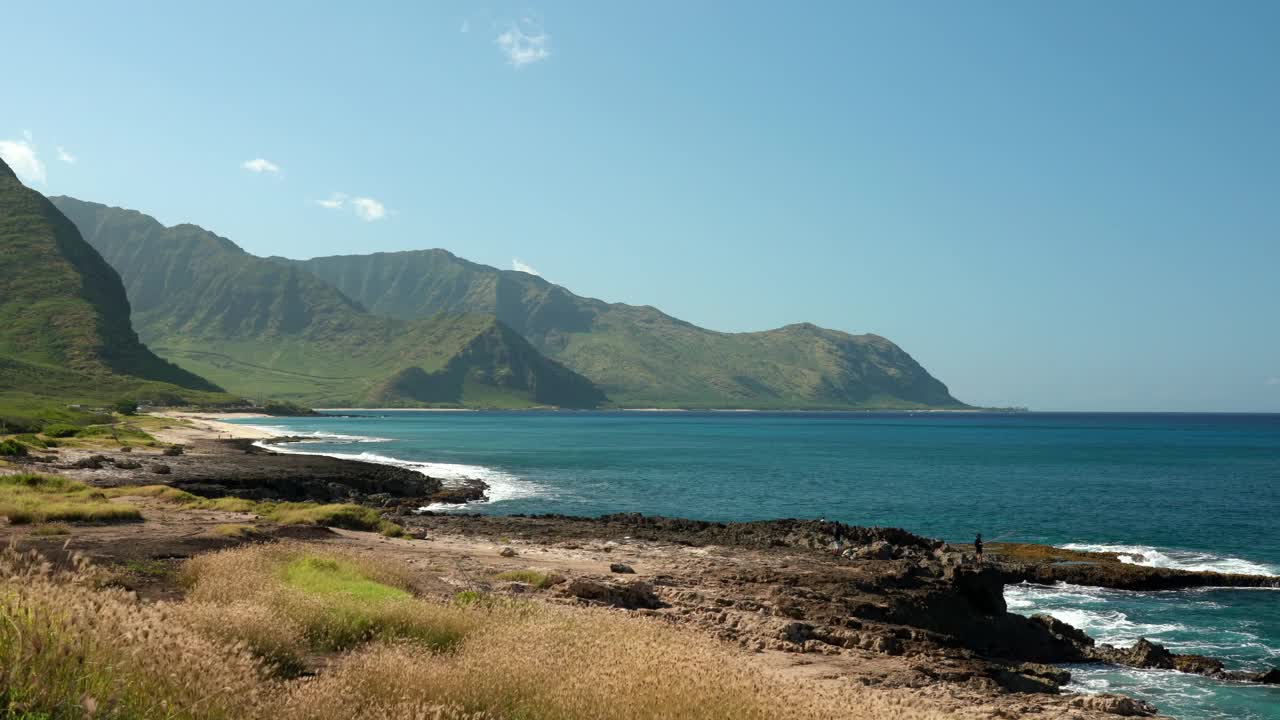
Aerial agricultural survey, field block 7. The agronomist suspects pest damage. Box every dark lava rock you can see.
[163,445,185,456]
[944,566,1007,615]
[1032,613,1094,647]
[150,464,171,475]
[71,455,109,469]
[610,563,636,574]
[1173,654,1225,675]
[1256,668,1280,684]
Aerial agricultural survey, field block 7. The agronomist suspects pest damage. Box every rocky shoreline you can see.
[32,435,491,508]
[406,514,1280,695]
[11,429,1279,718]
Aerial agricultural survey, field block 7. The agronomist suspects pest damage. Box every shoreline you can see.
[12,420,1280,716]
[148,411,277,442]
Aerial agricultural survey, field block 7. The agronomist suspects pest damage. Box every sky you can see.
[4,1,1278,412]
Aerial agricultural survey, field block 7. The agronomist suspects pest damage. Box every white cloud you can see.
[512,258,542,276]
[316,191,347,209]
[241,157,281,174]
[1267,377,1280,388]
[316,192,386,221]
[0,135,46,184]
[497,23,550,67]
[351,197,386,221]
[460,19,470,33]
[56,146,76,164]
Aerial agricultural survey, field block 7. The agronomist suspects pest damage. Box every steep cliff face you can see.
[0,160,220,395]
[290,249,966,409]
[50,197,605,408]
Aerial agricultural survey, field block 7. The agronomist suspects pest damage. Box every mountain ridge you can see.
[50,197,605,409]
[288,249,965,409]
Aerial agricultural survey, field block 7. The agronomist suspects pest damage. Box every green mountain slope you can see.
[288,250,965,408]
[50,197,604,409]
[0,159,230,411]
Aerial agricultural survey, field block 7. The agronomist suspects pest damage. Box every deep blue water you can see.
[233,411,1280,719]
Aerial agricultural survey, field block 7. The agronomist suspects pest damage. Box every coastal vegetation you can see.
[0,473,142,524]
[103,484,408,536]
[0,540,948,720]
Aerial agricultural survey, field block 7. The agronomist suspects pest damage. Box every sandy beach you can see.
[148,411,277,443]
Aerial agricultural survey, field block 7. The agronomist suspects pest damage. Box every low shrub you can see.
[41,423,82,438]
[163,444,186,456]
[0,438,27,457]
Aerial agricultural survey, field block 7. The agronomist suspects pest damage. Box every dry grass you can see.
[492,569,555,588]
[0,541,954,720]
[0,473,142,524]
[28,523,71,536]
[182,543,478,660]
[0,544,267,720]
[211,522,266,539]
[273,608,949,720]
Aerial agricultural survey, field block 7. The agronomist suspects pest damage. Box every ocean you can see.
[231,411,1280,719]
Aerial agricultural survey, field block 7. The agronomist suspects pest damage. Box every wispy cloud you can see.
[315,192,387,222]
[497,21,550,67]
[1267,377,1280,388]
[241,157,281,174]
[316,191,347,209]
[0,131,47,184]
[56,146,76,164]
[351,197,386,221]
[460,19,470,33]
[512,258,542,276]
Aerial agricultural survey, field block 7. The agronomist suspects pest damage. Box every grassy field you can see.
[0,473,141,524]
[1,539,951,720]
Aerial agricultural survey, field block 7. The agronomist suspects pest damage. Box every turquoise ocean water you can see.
[232,411,1280,719]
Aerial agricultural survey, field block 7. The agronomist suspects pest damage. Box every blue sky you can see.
[5,1,1278,411]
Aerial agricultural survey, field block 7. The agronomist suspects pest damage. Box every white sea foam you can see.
[252,441,545,508]
[244,426,393,443]
[1004,582,1189,646]
[1059,543,1279,577]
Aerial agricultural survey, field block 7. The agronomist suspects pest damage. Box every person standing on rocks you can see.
[974,533,984,565]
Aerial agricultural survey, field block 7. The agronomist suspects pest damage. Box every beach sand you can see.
[147,411,277,443]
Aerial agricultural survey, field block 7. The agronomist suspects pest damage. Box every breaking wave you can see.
[1058,543,1279,576]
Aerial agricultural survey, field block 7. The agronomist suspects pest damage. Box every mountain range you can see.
[51,197,604,409]
[0,159,231,415]
[288,250,964,408]
[49,193,964,409]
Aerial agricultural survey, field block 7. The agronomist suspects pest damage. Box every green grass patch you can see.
[0,473,142,524]
[283,556,411,602]
[493,569,554,588]
[123,559,170,578]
